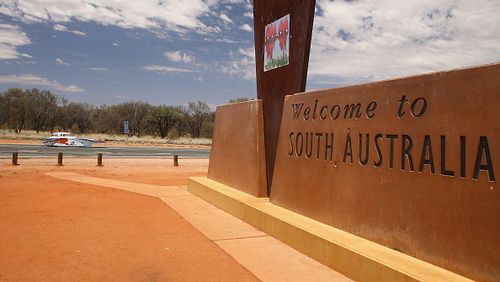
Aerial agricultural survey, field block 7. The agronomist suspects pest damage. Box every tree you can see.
[173,105,188,137]
[0,92,6,126]
[66,103,93,133]
[228,97,251,103]
[1,87,218,140]
[46,96,68,132]
[114,102,151,137]
[201,111,215,138]
[130,102,150,137]
[3,88,29,133]
[90,105,122,134]
[26,88,58,133]
[148,105,182,138]
[186,101,211,138]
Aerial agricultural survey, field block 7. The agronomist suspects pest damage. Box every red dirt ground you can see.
[0,159,258,281]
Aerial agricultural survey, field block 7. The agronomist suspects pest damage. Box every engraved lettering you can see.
[315,133,322,160]
[473,136,495,181]
[419,135,435,173]
[344,103,362,119]
[325,133,334,161]
[320,105,328,120]
[312,99,319,120]
[411,97,427,117]
[386,134,398,169]
[304,107,311,120]
[330,105,340,120]
[366,101,377,119]
[440,136,455,177]
[402,134,414,171]
[291,103,304,120]
[288,132,294,156]
[305,132,313,158]
[374,133,383,167]
[343,133,353,163]
[397,95,408,118]
[295,132,303,157]
[359,133,369,165]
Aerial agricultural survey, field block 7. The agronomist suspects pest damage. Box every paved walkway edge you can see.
[188,176,473,282]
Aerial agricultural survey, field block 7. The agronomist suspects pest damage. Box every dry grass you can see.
[0,129,212,146]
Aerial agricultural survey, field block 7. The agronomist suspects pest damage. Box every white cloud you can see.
[219,56,255,80]
[142,65,196,74]
[212,37,244,44]
[239,24,252,32]
[0,74,84,93]
[0,0,221,34]
[0,23,31,59]
[219,13,233,24]
[53,24,67,31]
[238,47,254,58]
[309,0,500,86]
[66,29,86,36]
[164,51,195,64]
[55,58,69,65]
[53,24,86,36]
[244,11,252,18]
[219,46,255,80]
[112,41,120,47]
[89,67,110,71]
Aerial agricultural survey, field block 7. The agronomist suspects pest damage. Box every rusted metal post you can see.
[12,152,19,166]
[253,0,316,194]
[173,155,179,167]
[57,152,63,166]
[97,153,103,166]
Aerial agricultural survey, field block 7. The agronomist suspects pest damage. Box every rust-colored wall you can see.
[271,63,500,281]
[253,0,315,194]
[208,100,267,198]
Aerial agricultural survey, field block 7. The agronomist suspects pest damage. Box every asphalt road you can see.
[0,144,210,159]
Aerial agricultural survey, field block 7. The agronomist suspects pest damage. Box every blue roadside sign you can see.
[123,120,129,134]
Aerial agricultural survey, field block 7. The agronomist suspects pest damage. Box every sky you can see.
[0,0,499,107]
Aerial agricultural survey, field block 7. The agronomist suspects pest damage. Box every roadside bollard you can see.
[57,152,63,166]
[173,155,179,166]
[97,153,103,166]
[12,152,19,166]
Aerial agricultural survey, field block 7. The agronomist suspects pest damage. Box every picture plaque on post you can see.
[264,14,290,72]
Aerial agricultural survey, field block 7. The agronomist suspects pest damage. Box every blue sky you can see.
[0,0,499,106]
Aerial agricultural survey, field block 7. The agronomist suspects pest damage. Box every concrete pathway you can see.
[47,172,350,282]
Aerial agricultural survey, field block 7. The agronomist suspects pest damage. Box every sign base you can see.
[188,176,471,282]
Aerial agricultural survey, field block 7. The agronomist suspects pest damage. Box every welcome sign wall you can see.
[271,63,500,281]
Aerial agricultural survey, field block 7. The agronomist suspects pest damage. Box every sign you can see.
[123,120,129,135]
[270,63,500,281]
[264,14,290,72]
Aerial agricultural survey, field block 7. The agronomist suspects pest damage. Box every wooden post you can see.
[173,155,179,166]
[57,152,63,166]
[97,153,103,166]
[12,152,19,166]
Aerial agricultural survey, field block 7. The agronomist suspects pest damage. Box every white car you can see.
[43,132,96,147]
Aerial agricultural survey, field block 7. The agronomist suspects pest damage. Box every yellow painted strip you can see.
[188,176,473,282]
